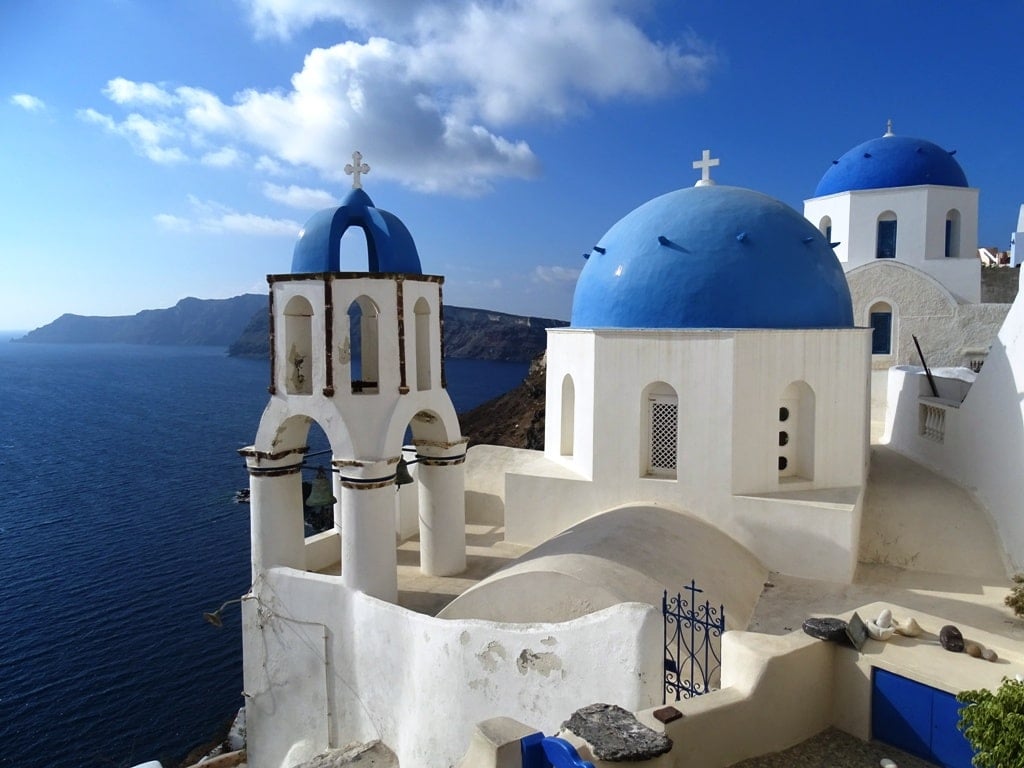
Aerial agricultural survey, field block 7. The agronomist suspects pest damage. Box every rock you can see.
[876,608,893,629]
[982,648,999,662]
[867,621,895,641]
[880,759,898,768]
[561,703,673,761]
[802,617,849,642]
[964,640,983,658]
[893,617,922,637]
[939,625,965,652]
[293,741,398,768]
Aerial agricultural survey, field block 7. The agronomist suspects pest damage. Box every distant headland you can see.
[14,294,565,363]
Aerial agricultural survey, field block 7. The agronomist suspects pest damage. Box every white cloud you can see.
[255,155,286,175]
[533,265,581,283]
[201,147,243,167]
[84,2,714,193]
[156,196,300,236]
[263,182,336,209]
[10,93,46,112]
[104,77,174,107]
[78,106,187,164]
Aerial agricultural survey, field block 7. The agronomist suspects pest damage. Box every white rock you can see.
[880,759,898,768]
[876,608,892,628]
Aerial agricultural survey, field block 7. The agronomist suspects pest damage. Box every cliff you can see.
[458,352,547,448]
[229,304,566,362]
[15,295,268,347]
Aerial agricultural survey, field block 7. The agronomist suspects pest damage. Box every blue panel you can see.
[870,312,892,354]
[931,690,975,768]
[541,737,596,768]
[872,668,933,761]
[521,732,548,768]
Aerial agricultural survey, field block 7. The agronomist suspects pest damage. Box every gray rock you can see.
[562,703,673,761]
[802,617,849,642]
[939,624,965,652]
[293,741,398,768]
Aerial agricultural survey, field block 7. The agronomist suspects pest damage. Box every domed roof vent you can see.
[291,152,423,275]
[571,154,853,330]
[814,121,968,197]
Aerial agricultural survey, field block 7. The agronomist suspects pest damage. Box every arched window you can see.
[868,300,894,355]
[818,215,832,243]
[945,209,961,259]
[348,296,380,393]
[560,374,575,457]
[642,382,678,478]
[876,211,897,259]
[340,226,370,270]
[284,295,313,395]
[778,382,814,481]
[414,297,432,391]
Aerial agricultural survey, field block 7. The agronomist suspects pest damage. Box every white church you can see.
[235,138,1024,768]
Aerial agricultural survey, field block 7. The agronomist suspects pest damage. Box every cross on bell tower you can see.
[692,149,719,187]
[345,151,370,189]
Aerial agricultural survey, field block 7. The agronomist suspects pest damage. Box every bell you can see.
[395,457,415,487]
[306,466,337,507]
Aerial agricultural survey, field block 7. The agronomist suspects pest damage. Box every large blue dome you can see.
[570,185,853,329]
[291,188,423,274]
[815,134,967,197]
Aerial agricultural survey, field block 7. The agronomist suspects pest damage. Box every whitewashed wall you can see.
[242,569,662,768]
[885,275,1024,570]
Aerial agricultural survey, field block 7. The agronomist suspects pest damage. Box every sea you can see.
[0,335,527,768]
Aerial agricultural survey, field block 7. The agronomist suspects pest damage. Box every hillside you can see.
[458,352,547,448]
[15,295,267,347]
[229,304,566,362]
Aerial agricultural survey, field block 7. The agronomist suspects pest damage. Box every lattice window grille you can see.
[649,399,678,471]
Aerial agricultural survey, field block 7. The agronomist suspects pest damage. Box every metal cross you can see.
[344,151,370,189]
[692,149,719,187]
[884,118,895,137]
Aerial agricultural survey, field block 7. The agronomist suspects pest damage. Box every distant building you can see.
[804,122,1010,370]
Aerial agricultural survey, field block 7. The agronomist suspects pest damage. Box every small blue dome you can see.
[571,185,853,330]
[815,134,967,197]
[291,188,423,274]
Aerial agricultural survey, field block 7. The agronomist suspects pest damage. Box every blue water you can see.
[0,337,526,768]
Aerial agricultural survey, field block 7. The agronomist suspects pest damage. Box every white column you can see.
[243,450,306,579]
[339,460,399,602]
[415,442,467,577]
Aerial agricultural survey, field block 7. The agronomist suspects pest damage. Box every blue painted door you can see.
[872,668,975,767]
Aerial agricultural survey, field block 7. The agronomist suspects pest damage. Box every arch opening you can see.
[284,295,314,395]
[945,209,961,259]
[348,296,380,394]
[560,374,575,457]
[876,211,897,259]
[869,300,894,355]
[414,297,432,391]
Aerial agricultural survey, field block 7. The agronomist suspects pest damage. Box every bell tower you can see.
[240,153,467,602]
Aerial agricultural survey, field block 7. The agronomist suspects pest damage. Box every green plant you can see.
[1005,573,1024,618]
[957,677,1024,767]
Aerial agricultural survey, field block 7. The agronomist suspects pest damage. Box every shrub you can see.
[1005,573,1024,618]
[956,677,1024,768]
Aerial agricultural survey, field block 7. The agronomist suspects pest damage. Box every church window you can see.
[945,209,961,258]
[819,216,832,243]
[414,297,432,391]
[869,301,893,355]
[284,295,314,395]
[876,213,897,259]
[643,382,678,478]
[560,374,575,456]
[348,295,380,394]
[778,382,815,482]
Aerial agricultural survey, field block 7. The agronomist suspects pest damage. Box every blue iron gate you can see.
[663,580,725,703]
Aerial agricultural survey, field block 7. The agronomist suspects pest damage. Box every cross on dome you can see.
[692,149,719,187]
[345,151,370,189]
[884,119,895,137]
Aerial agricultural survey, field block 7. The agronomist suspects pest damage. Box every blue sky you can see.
[2,0,1022,331]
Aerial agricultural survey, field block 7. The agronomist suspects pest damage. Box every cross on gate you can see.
[345,151,370,189]
[692,149,719,186]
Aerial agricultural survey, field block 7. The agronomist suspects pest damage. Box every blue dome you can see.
[571,185,853,330]
[815,135,967,197]
[291,188,423,274]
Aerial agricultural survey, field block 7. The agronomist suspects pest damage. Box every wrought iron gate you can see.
[662,580,725,703]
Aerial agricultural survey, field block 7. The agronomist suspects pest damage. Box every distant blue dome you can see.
[571,185,853,329]
[815,134,967,197]
[291,188,423,274]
